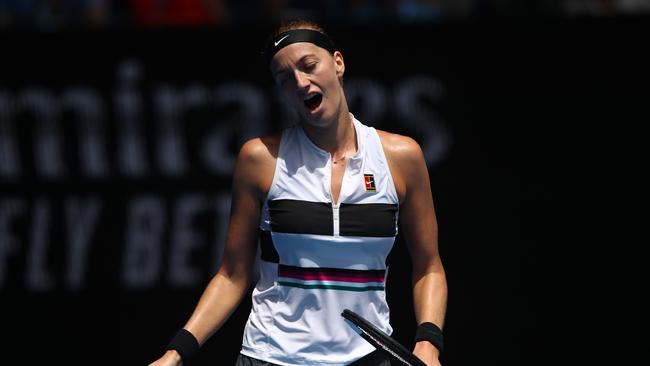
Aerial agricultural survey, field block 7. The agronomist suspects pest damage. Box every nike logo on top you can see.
[274,35,290,47]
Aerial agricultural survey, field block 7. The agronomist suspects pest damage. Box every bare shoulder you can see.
[238,132,282,165]
[376,130,427,202]
[376,129,424,165]
[236,132,281,196]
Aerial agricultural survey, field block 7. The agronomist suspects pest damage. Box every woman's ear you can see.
[334,51,345,78]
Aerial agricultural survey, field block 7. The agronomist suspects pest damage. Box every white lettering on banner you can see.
[201,83,269,175]
[346,77,451,166]
[115,60,149,177]
[153,86,194,176]
[0,92,21,178]
[20,89,66,179]
[0,60,449,181]
[0,194,232,291]
[1,198,102,291]
[122,196,166,289]
[62,88,110,178]
[26,198,55,291]
[169,194,211,288]
[65,197,102,291]
[344,78,389,125]
[395,77,451,167]
[0,199,25,287]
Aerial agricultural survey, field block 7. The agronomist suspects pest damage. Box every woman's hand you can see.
[413,341,442,366]
[148,350,182,366]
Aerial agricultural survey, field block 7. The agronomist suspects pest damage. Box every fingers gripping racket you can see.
[342,309,426,366]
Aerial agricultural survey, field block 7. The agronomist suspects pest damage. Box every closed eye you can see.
[273,55,319,85]
[303,62,316,71]
[301,59,318,73]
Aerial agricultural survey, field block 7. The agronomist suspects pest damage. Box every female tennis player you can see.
[149,20,447,366]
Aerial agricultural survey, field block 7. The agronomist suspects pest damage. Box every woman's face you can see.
[270,42,345,126]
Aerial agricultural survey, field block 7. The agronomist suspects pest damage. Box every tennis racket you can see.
[342,309,426,366]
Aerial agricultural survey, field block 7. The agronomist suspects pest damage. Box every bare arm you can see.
[150,137,277,366]
[181,142,263,343]
[380,132,447,365]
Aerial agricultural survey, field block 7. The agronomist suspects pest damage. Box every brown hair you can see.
[272,19,328,39]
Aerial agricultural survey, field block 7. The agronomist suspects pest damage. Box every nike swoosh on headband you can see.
[264,29,336,65]
[274,35,290,47]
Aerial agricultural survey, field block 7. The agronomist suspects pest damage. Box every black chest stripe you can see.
[268,199,397,237]
[339,203,398,237]
[268,199,333,235]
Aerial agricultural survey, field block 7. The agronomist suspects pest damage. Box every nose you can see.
[293,69,310,90]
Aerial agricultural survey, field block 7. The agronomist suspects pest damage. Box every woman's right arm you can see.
[149,138,275,366]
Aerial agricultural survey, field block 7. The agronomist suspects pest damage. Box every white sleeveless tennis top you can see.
[240,115,399,365]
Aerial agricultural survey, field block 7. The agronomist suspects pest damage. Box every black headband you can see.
[264,29,337,65]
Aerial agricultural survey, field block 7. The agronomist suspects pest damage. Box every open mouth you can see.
[303,93,323,112]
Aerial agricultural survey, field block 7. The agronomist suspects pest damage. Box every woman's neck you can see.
[301,104,357,158]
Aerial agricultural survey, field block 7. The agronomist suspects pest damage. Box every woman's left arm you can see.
[385,135,447,366]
